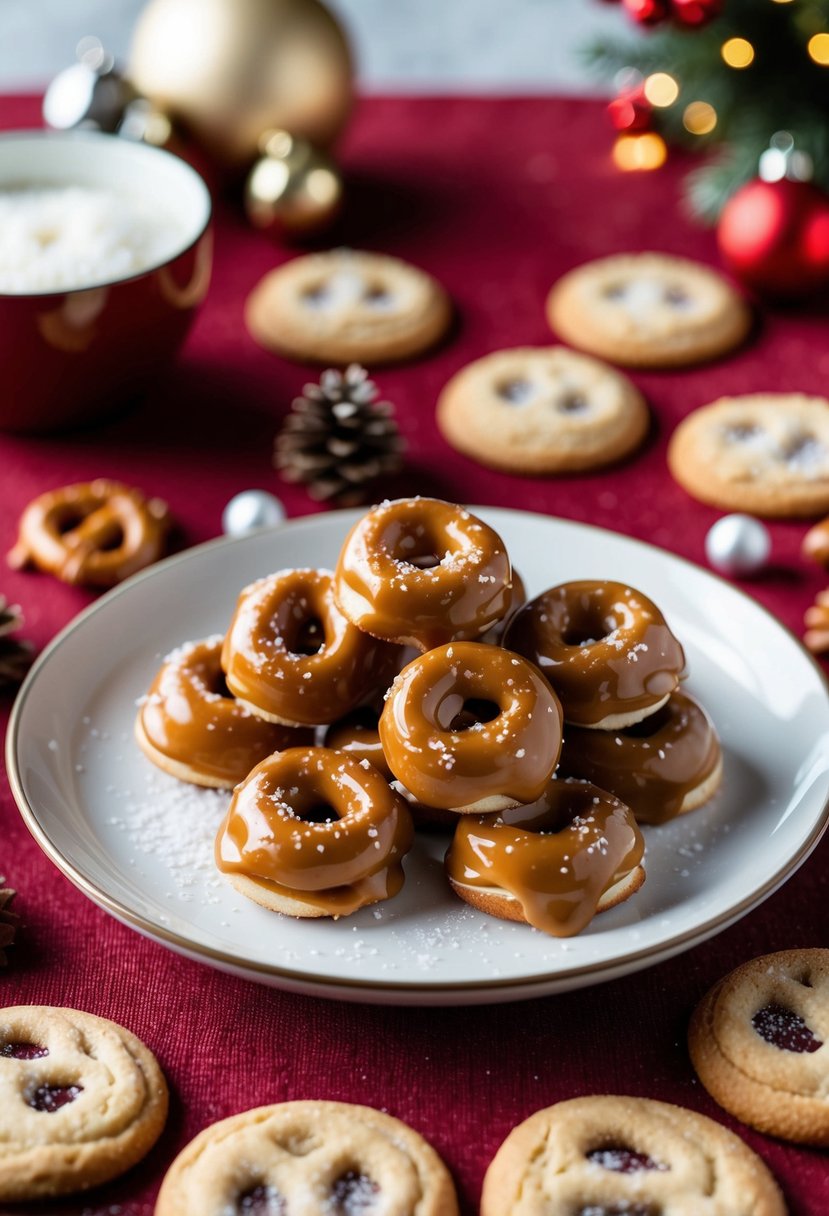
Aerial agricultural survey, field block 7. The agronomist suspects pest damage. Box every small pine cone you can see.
[0,886,17,967]
[275,364,405,506]
[0,597,33,689]
[804,588,829,654]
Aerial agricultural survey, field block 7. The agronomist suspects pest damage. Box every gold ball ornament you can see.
[245,130,343,237]
[128,0,353,171]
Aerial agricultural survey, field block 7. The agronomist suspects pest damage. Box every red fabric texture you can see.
[2,94,829,1213]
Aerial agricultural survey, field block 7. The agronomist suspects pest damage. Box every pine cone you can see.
[0,598,33,689]
[275,365,405,506]
[804,588,829,654]
[0,886,17,967]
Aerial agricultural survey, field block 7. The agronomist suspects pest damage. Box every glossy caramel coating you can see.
[221,568,398,727]
[136,636,309,789]
[334,498,513,651]
[215,747,414,917]
[324,707,392,780]
[481,568,527,644]
[504,579,685,727]
[379,642,563,812]
[446,779,645,937]
[559,690,721,825]
[7,478,170,588]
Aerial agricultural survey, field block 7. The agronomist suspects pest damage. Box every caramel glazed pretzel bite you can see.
[0,1006,168,1201]
[156,1100,460,1216]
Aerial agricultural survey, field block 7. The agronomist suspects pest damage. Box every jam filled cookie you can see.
[222,568,398,727]
[215,747,414,917]
[379,642,563,813]
[335,497,513,651]
[445,779,645,937]
[504,580,685,729]
[689,948,829,1146]
[668,393,829,517]
[546,252,751,369]
[481,1095,785,1216]
[558,690,722,825]
[7,479,171,587]
[436,347,649,474]
[0,1005,168,1201]
[156,1100,459,1216]
[136,636,311,789]
[245,248,452,364]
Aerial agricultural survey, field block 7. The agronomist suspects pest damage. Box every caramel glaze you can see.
[334,498,514,651]
[504,580,686,726]
[324,708,392,780]
[481,569,527,644]
[558,690,721,825]
[445,779,645,937]
[221,568,399,727]
[216,747,414,916]
[137,637,310,787]
[379,641,564,811]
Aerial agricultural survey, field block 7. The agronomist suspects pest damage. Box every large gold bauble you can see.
[128,0,353,170]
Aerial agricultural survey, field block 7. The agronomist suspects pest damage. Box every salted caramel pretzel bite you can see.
[446,779,645,937]
[135,636,311,789]
[215,747,414,917]
[8,478,170,588]
[504,579,685,729]
[379,642,563,813]
[156,1100,459,1216]
[334,497,514,651]
[221,568,399,727]
[559,690,722,825]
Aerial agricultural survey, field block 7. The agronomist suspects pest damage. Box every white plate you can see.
[8,508,829,1006]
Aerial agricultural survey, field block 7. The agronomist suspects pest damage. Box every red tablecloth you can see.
[2,94,828,1213]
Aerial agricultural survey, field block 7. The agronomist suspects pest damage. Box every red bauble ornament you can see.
[718,177,829,298]
[622,0,669,25]
[670,0,722,27]
[607,84,653,133]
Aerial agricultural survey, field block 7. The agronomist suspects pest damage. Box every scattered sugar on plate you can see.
[0,186,186,294]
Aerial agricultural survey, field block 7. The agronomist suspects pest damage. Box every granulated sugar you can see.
[0,186,185,293]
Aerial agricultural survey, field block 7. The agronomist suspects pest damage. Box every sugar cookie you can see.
[156,1100,459,1215]
[481,1095,785,1216]
[436,346,649,474]
[689,948,829,1146]
[546,252,751,368]
[0,1005,168,1200]
[245,248,452,364]
[668,393,829,516]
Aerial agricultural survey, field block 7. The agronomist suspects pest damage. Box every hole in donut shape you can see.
[331,1170,380,1213]
[298,802,341,825]
[449,698,501,731]
[287,616,326,657]
[496,378,534,404]
[752,1002,823,1053]
[796,971,814,988]
[577,1205,659,1216]
[619,703,673,738]
[1,1041,49,1059]
[387,523,448,571]
[602,283,628,301]
[301,283,331,307]
[556,392,589,414]
[560,605,619,648]
[586,1146,666,1174]
[29,1083,83,1112]
[236,1185,286,1215]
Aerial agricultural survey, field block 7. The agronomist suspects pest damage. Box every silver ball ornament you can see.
[704,514,771,576]
[222,490,286,537]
